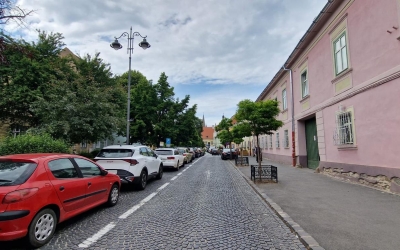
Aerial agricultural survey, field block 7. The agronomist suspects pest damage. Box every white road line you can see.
[177,173,182,176]
[78,222,116,248]
[142,192,157,203]
[119,192,157,219]
[80,180,172,247]
[171,176,178,181]
[157,182,170,191]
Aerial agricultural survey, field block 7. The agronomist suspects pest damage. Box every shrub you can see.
[90,149,101,158]
[0,133,70,156]
[79,152,94,159]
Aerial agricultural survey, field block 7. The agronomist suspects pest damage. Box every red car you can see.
[0,153,121,248]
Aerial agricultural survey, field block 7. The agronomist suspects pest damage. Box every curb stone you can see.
[230,161,325,250]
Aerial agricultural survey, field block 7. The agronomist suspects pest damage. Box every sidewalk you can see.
[231,156,400,250]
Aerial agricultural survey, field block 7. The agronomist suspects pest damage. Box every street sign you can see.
[166,138,171,147]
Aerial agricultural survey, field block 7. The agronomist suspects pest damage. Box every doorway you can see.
[305,117,319,169]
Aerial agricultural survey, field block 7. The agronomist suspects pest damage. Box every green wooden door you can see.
[305,118,319,169]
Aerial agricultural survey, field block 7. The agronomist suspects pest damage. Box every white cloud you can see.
[5,0,327,127]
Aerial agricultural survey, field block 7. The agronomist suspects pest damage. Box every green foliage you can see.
[0,31,126,144]
[235,99,283,167]
[1,30,203,148]
[216,117,246,159]
[235,99,283,137]
[90,149,101,158]
[127,71,203,147]
[32,52,126,144]
[79,152,94,159]
[0,133,70,156]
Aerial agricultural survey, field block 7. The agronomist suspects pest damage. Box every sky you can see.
[4,0,327,127]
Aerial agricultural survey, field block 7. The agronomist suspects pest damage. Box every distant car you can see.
[187,148,196,160]
[94,145,163,190]
[177,147,193,164]
[211,148,219,155]
[154,148,185,170]
[0,153,120,248]
[221,148,237,160]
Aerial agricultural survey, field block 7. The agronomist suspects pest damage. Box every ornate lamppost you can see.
[110,27,150,144]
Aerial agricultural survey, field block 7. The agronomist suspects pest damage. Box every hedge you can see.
[0,133,70,156]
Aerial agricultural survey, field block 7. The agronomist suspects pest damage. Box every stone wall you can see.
[320,167,400,194]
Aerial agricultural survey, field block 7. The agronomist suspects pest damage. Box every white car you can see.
[154,148,185,170]
[94,145,163,190]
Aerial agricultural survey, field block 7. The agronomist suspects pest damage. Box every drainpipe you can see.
[282,65,296,167]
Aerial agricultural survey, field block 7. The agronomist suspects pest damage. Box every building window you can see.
[269,135,273,148]
[282,89,287,110]
[284,130,289,148]
[334,110,354,145]
[301,70,308,98]
[81,140,87,148]
[334,32,348,75]
[276,133,280,148]
[261,137,264,149]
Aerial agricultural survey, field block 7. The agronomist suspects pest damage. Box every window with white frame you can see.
[334,32,348,75]
[284,130,289,148]
[269,135,273,148]
[334,111,354,145]
[261,137,264,149]
[276,133,280,148]
[301,70,308,98]
[264,136,268,149]
[282,89,287,110]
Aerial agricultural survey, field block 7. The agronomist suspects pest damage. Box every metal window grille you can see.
[276,133,280,148]
[301,71,308,98]
[284,130,289,148]
[81,140,87,148]
[269,135,273,148]
[282,89,287,110]
[334,111,354,145]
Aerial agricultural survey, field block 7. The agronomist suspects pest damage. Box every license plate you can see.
[108,170,117,174]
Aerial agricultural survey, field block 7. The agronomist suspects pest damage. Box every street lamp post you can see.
[110,27,150,145]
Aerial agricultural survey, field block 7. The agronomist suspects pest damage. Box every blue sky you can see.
[4,0,327,127]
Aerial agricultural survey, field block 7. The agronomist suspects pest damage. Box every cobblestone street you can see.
[5,154,305,250]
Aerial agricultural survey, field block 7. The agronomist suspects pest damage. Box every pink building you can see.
[256,0,400,193]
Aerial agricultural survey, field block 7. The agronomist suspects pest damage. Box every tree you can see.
[216,117,235,158]
[231,123,252,158]
[33,52,126,144]
[235,99,283,172]
[0,31,68,130]
[0,0,34,27]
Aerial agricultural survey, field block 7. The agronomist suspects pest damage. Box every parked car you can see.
[0,153,120,248]
[221,148,238,160]
[177,147,193,164]
[186,148,196,161]
[211,148,220,155]
[154,148,185,170]
[94,145,163,190]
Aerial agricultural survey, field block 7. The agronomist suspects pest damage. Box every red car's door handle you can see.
[59,186,65,191]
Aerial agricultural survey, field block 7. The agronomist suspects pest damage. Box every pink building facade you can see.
[256,0,400,193]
